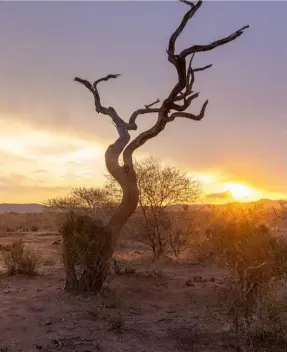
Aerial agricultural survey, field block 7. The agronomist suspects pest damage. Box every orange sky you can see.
[0,1,286,204]
[0,117,285,204]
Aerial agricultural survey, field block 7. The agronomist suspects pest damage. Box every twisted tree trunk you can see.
[71,0,248,292]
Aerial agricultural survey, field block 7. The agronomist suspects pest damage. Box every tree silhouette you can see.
[73,0,249,292]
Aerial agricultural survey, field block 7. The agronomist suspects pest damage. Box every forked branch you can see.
[128,99,161,128]
[169,100,209,121]
[70,0,249,295]
[168,0,202,55]
[74,74,125,128]
[74,0,248,168]
[180,25,249,58]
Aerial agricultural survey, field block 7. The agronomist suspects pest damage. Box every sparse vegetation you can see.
[3,239,41,275]
[0,199,286,351]
[60,211,113,292]
[242,277,287,349]
[1,0,285,350]
[107,156,200,259]
[191,202,287,350]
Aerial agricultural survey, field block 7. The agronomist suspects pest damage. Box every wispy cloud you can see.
[204,190,233,203]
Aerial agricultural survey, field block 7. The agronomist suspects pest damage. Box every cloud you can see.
[26,143,80,157]
[0,173,72,202]
[204,190,233,202]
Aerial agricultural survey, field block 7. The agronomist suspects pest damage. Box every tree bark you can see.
[72,0,248,293]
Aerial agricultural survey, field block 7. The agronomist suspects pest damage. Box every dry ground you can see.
[0,232,237,352]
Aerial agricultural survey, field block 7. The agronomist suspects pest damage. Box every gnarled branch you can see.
[169,100,208,121]
[180,25,249,58]
[128,99,161,128]
[74,75,124,128]
[168,0,202,55]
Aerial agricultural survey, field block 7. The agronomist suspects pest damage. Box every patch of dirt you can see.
[0,232,235,352]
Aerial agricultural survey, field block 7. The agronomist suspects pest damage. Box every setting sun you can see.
[224,183,258,201]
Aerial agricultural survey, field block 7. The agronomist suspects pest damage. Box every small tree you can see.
[135,157,200,258]
[45,187,116,216]
[69,0,248,291]
[106,156,200,258]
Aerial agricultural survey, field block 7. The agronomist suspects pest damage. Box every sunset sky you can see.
[0,1,286,204]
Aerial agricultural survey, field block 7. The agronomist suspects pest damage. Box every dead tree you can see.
[72,0,249,292]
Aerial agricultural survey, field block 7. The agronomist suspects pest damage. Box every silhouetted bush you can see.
[60,211,112,293]
[3,239,41,275]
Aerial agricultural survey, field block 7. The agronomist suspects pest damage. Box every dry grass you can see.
[0,205,285,351]
[185,204,287,350]
[238,277,287,350]
[3,239,41,275]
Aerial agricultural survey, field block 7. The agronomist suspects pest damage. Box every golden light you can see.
[224,182,258,201]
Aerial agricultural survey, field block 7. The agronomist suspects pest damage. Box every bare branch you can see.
[74,77,94,93]
[170,92,199,111]
[124,113,168,164]
[180,25,249,58]
[74,75,125,127]
[174,55,195,101]
[128,99,161,128]
[193,64,213,72]
[169,99,208,121]
[93,73,121,88]
[145,98,160,109]
[128,109,161,131]
[168,0,202,55]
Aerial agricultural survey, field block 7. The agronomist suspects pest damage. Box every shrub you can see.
[3,239,41,275]
[60,211,112,292]
[107,156,201,259]
[220,224,285,322]
[30,225,39,232]
[201,204,287,330]
[238,277,287,350]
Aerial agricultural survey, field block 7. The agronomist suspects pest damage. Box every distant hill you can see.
[0,203,44,213]
[0,199,283,214]
[168,199,283,212]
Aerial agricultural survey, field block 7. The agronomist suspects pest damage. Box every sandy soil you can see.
[0,232,235,352]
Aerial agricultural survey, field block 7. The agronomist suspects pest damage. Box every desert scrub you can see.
[207,218,287,330]
[236,278,287,351]
[248,278,287,342]
[3,239,41,275]
[60,211,113,292]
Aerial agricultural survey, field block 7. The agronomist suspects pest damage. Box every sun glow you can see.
[224,182,258,201]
